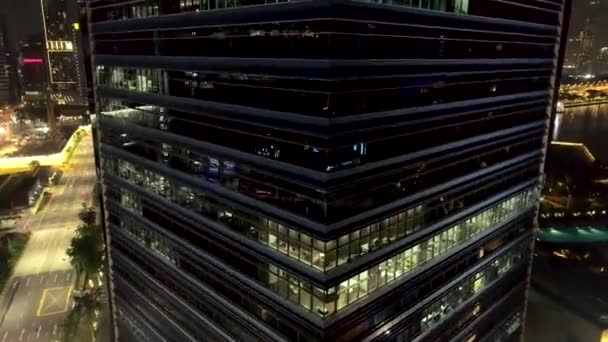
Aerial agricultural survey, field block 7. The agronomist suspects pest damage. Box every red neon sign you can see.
[23,58,43,64]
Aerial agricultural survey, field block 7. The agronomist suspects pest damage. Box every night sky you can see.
[1,0,44,49]
[569,0,608,45]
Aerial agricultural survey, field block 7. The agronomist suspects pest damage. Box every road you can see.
[0,130,96,342]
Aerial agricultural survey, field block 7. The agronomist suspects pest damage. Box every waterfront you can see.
[555,103,608,161]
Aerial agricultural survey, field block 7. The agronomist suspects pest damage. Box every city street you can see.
[0,130,96,342]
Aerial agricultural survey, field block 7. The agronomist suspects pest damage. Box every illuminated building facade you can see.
[90,0,567,341]
[0,19,10,106]
[40,0,86,105]
[576,19,594,75]
[598,47,608,74]
[18,37,48,103]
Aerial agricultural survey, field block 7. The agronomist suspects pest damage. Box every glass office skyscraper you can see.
[0,20,10,106]
[89,0,566,340]
[41,0,87,104]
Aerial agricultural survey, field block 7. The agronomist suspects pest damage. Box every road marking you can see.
[52,323,57,336]
[36,325,42,339]
[25,277,30,287]
[18,328,25,341]
[36,286,73,317]
[65,272,71,281]
[2,331,7,342]
[39,275,44,284]
[53,274,58,283]
[36,288,50,316]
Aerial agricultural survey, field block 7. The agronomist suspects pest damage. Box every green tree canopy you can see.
[67,224,103,277]
[78,204,96,226]
[28,160,40,170]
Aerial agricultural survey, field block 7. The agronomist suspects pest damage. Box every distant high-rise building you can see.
[76,0,95,116]
[564,38,580,71]
[40,0,86,105]
[598,47,608,74]
[0,19,10,106]
[90,1,567,341]
[18,36,48,103]
[576,19,594,74]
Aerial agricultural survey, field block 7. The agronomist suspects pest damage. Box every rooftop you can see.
[549,141,596,168]
[538,225,608,243]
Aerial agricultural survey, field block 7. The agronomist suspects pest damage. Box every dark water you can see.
[554,104,608,161]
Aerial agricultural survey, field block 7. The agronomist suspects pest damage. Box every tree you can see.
[61,305,80,342]
[74,291,102,329]
[28,160,40,171]
[61,291,102,342]
[67,224,104,288]
[0,236,10,275]
[78,204,96,226]
[63,201,104,341]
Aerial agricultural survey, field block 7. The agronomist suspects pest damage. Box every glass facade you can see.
[97,65,552,117]
[92,19,557,60]
[91,0,469,22]
[99,114,544,223]
[323,190,534,315]
[90,0,561,25]
[41,0,86,103]
[110,195,532,342]
[419,243,527,333]
[105,157,536,317]
[91,0,564,340]
[108,192,528,328]
[103,153,537,273]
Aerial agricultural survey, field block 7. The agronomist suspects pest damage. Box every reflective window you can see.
[468,0,561,26]
[324,189,534,313]
[97,65,551,116]
[112,237,307,341]
[120,188,142,213]
[90,0,461,23]
[91,0,160,21]
[100,121,542,222]
[113,210,525,341]
[93,18,556,59]
[90,0,559,25]
[121,217,177,264]
[100,96,546,175]
[104,161,536,316]
[100,99,167,129]
[420,242,528,333]
[97,66,166,94]
[454,0,469,14]
[104,155,538,272]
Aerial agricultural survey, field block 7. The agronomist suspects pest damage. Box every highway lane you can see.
[28,138,97,231]
[0,131,96,342]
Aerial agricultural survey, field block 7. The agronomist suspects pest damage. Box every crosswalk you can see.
[17,271,73,288]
